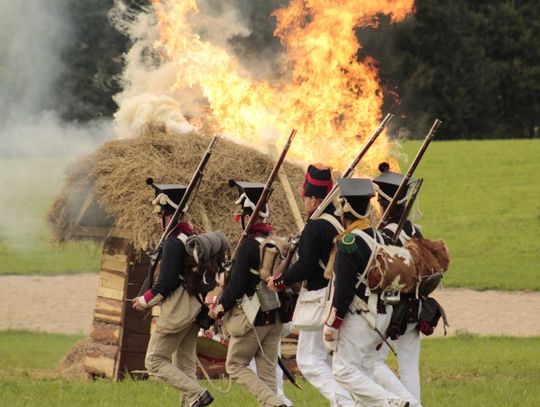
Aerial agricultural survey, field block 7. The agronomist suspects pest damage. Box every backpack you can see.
[353,229,418,294]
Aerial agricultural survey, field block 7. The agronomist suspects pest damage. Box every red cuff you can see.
[143,289,154,303]
[325,306,343,329]
[327,316,343,329]
[272,273,286,291]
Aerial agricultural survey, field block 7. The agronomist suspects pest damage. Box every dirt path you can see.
[1,274,539,337]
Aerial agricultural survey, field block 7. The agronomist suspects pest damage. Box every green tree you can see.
[358,0,540,139]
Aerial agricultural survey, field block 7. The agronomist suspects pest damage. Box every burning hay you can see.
[47,125,305,250]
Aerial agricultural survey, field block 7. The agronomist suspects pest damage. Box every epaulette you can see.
[338,233,358,254]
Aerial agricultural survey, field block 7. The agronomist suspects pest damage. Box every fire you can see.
[149,0,414,173]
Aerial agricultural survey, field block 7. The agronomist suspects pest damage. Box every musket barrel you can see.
[377,119,441,229]
[392,178,424,244]
[310,113,394,221]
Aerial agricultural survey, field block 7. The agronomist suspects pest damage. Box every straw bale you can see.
[47,124,306,250]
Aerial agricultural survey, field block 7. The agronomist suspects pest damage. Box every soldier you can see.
[268,165,354,407]
[372,163,424,404]
[209,181,286,407]
[323,178,416,407]
[132,183,213,407]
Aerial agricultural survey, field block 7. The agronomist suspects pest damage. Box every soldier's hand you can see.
[208,303,224,320]
[266,276,278,292]
[132,296,147,311]
[323,325,339,352]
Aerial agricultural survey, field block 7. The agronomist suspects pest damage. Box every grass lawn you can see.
[0,157,101,275]
[0,330,539,406]
[400,139,539,290]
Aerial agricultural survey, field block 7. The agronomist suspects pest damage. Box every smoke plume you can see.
[0,1,111,250]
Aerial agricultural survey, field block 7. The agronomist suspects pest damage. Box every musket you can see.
[391,178,424,245]
[377,118,441,229]
[228,129,297,264]
[138,136,219,296]
[278,356,302,389]
[222,129,298,387]
[275,113,394,276]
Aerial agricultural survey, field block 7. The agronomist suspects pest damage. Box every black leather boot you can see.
[191,390,214,407]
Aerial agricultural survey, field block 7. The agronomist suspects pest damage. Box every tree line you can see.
[58,0,539,140]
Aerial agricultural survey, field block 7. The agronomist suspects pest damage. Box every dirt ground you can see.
[1,273,539,337]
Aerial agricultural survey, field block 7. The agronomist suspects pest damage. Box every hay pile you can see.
[57,338,90,378]
[47,124,306,250]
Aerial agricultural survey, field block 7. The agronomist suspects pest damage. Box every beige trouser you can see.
[226,322,284,407]
[146,323,204,406]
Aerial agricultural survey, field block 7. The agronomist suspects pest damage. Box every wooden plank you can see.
[94,297,123,315]
[124,304,148,319]
[86,342,119,359]
[118,351,147,376]
[94,312,122,325]
[101,258,129,274]
[84,354,117,378]
[90,322,120,345]
[97,286,124,301]
[122,332,151,354]
[98,270,127,291]
[123,315,152,335]
[94,297,123,324]
[126,283,145,299]
[102,253,130,265]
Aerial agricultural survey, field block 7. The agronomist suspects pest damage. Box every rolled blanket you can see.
[185,231,230,263]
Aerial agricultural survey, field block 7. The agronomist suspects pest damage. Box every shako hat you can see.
[372,162,412,205]
[146,178,187,216]
[302,164,333,199]
[229,180,269,218]
[337,177,375,219]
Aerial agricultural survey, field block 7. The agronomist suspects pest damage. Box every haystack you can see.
[47,124,306,249]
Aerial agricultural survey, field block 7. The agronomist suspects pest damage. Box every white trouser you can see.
[333,311,416,407]
[249,342,293,406]
[374,323,421,405]
[296,326,355,407]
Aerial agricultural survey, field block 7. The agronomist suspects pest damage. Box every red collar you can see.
[175,222,194,236]
[249,222,273,236]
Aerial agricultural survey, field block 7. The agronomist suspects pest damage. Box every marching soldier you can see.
[372,163,424,404]
[209,181,286,407]
[132,183,213,407]
[323,178,416,407]
[268,164,354,407]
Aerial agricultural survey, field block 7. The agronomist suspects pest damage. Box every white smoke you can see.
[0,1,113,158]
[0,1,112,250]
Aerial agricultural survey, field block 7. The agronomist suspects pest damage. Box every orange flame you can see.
[150,0,414,173]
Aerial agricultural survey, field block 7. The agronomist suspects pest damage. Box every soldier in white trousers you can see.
[269,165,355,407]
[372,163,425,404]
[323,178,418,407]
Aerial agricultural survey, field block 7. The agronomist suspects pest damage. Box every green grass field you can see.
[0,139,538,290]
[0,330,538,406]
[400,139,539,290]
